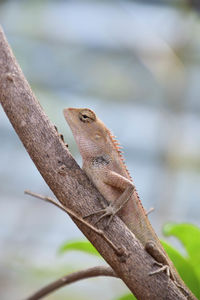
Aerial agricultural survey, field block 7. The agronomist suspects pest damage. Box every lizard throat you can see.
[92,155,111,167]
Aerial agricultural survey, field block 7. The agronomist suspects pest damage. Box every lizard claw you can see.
[83,204,117,227]
[83,208,106,219]
[94,211,112,226]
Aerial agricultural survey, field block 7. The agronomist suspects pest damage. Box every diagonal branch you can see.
[0,26,188,300]
[25,266,116,300]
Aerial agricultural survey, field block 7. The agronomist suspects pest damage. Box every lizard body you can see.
[63,107,196,299]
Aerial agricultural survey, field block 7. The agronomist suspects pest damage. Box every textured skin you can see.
[64,107,196,300]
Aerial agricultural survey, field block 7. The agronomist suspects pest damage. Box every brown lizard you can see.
[63,107,196,300]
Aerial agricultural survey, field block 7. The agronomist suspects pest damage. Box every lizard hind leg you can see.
[145,240,173,278]
[149,260,189,297]
[145,240,189,296]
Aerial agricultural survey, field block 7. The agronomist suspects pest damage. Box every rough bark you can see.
[0,26,187,300]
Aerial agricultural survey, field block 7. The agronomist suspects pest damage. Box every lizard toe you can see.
[94,210,111,225]
[83,208,106,219]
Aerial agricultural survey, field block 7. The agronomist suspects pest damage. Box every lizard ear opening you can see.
[79,109,96,123]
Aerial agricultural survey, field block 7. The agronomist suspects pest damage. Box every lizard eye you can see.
[79,109,96,123]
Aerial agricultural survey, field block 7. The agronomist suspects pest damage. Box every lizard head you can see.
[63,108,109,159]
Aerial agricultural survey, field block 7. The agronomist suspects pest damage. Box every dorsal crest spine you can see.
[108,131,132,180]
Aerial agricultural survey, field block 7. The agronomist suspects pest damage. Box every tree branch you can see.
[0,26,188,299]
[24,190,122,255]
[25,266,116,300]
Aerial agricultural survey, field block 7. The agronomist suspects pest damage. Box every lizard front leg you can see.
[84,171,135,226]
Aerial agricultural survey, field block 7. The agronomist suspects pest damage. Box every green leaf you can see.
[161,240,200,298]
[163,223,200,281]
[114,293,136,300]
[58,239,101,256]
[163,223,200,260]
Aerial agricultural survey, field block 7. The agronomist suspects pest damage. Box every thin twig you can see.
[24,190,124,256]
[25,266,117,300]
[145,207,155,216]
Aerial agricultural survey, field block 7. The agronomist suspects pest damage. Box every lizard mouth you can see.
[63,108,74,124]
[63,107,71,118]
[63,108,80,138]
[63,108,80,121]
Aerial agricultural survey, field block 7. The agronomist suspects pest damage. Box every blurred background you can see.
[0,0,200,299]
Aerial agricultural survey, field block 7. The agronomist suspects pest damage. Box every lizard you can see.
[63,107,196,300]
